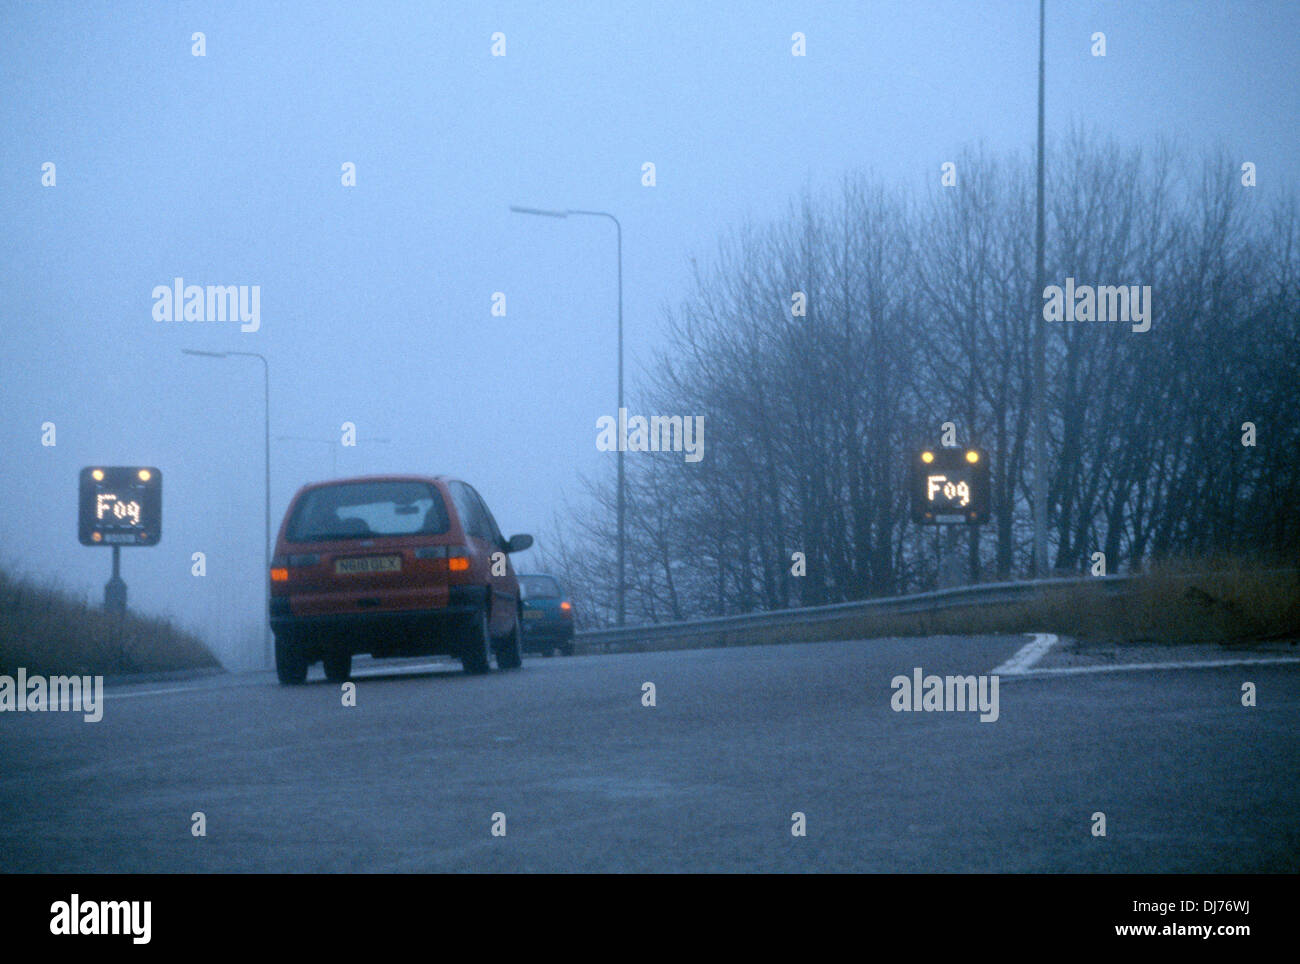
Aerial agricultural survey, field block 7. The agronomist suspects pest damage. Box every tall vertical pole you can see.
[615,218,625,626]
[261,354,271,667]
[1032,0,1049,578]
[508,205,626,624]
[181,348,272,667]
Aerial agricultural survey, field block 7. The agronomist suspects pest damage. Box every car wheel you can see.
[495,610,523,670]
[558,640,574,657]
[275,633,308,686]
[460,609,493,675]
[323,651,352,683]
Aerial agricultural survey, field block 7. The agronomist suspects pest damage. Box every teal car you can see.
[518,573,576,656]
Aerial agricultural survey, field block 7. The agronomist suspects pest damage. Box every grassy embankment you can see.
[0,566,221,677]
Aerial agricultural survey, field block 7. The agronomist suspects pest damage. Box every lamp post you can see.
[510,205,626,626]
[183,348,272,668]
[1032,0,1049,579]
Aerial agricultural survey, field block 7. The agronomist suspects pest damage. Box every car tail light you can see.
[415,545,471,571]
[560,600,573,617]
[270,553,318,583]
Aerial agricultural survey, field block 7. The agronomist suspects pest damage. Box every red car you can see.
[268,475,533,684]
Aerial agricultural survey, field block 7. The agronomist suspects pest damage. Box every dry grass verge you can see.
[0,567,221,677]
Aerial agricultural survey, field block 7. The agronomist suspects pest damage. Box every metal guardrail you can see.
[575,567,1298,652]
[575,574,1134,650]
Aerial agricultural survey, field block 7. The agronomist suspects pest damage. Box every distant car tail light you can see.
[560,600,573,617]
[270,567,289,582]
[448,556,470,572]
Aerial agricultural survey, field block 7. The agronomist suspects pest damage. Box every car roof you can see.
[294,474,457,493]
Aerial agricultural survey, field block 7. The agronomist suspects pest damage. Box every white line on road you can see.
[32,686,214,712]
[99,660,459,701]
[1007,655,1300,678]
[105,685,216,701]
[991,633,1059,675]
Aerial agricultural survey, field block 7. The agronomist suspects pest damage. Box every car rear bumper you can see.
[270,585,487,634]
[520,621,575,642]
[270,603,478,632]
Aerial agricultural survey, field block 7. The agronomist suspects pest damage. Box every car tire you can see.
[323,651,352,683]
[495,610,523,670]
[558,640,574,657]
[275,633,309,686]
[460,609,493,675]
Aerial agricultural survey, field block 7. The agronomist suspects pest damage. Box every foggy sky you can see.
[2,1,1297,668]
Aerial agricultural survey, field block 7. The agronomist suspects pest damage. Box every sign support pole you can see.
[938,524,965,589]
[105,545,127,615]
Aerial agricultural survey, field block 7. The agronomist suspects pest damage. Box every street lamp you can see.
[1032,0,1049,578]
[510,204,626,626]
[183,348,273,669]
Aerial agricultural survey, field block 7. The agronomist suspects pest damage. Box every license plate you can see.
[335,555,401,575]
[524,610,545,619]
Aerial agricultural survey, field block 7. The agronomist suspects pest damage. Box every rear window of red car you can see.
[286,481,450,542]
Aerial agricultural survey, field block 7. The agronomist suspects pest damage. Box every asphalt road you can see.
[2,636,1297,872]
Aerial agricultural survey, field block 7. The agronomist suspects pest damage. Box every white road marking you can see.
[99,659,459,701]
[991,633,1058,675]
[105,684,215,701]
[350,661,448,678]
[1007,655,1300,678]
